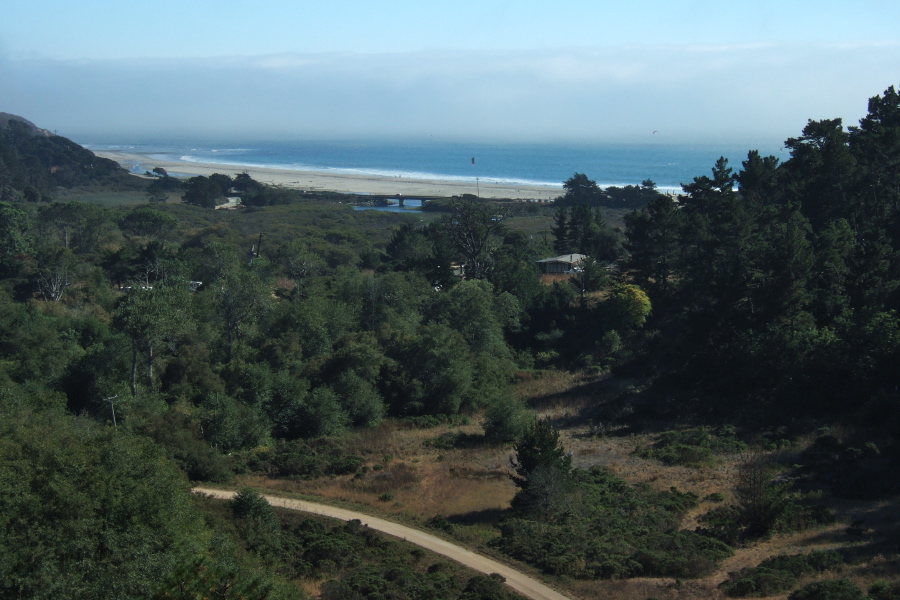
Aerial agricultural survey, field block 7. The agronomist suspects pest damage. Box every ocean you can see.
[78,138,787,193]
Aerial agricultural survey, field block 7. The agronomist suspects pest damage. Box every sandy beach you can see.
[96,151,561,201]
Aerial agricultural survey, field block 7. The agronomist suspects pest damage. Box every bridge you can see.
[366,195,429,208]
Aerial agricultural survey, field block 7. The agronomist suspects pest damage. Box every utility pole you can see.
[104,395,118,430]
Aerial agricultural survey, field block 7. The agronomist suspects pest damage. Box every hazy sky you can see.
[2,0,898,143]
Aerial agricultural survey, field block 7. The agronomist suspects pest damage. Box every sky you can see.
[1,0,899,144]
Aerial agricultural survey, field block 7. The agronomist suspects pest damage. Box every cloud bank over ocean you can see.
[3,43,898,143]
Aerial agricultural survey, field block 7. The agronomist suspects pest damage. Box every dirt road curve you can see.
[193,487,574,600]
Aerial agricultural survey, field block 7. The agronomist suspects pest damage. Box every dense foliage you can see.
[618,87,900,422]
[2,86,900,596]
[0,411,206,599]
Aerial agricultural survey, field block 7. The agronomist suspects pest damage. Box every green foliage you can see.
[722,550,845,597]
[558,172,605,206]
[482,394,530,444]
[0,202,33,260]
[246,438,364,479]
[697,455,835,544]
[496,466,732,579]
[0,411,206,599]
[635,426,747,466]
[510,417,572,488]
[605,283,652,331]
[200,393,269,452]
[788,579,865,600]
[128,409,234,482]
[181,175,223,208]
[870,580,900,600]
[459,574,517,600]
[120,205,179,240]
[232,487,281,554]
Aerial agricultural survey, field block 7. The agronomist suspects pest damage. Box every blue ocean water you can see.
[80,138,787,192]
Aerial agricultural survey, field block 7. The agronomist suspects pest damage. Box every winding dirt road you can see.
[193,487,574,600]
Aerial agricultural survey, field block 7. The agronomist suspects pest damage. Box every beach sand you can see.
[96,151,561,201]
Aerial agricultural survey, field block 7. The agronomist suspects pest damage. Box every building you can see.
[536,253,587,274]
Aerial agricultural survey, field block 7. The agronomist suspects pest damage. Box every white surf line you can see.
[193,487,575,600]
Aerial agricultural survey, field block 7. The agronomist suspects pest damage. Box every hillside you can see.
[0,113,130,202]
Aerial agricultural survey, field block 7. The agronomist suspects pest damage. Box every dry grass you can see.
[234,373,900,600]
[236,420,517,523]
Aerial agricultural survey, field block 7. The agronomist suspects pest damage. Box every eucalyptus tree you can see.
[114,282,193,396]
[215,268,272,362]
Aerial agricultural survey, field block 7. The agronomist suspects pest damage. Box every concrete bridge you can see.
[367,195,429,207]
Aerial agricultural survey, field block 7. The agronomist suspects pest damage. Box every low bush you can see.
[245,438,364,479]
[635,426,747,466]
[870,580,900,600]
[788,579,865,600]
[722,550,844,597]
[494,467,733,580]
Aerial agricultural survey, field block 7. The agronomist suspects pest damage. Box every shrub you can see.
[635,426,747,466]
[426,515,455,533]
[760,549,844,576]
[247,438,364,479]
[722,550,844,597]
[870,580,900,600]
[788,579,865,600]
[231,487,280,553]
[495,466,733,580]
[724,568,798,597]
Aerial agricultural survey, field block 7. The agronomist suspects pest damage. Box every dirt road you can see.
[193,487,574,600]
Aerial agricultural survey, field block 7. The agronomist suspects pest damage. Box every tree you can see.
[783,119,856,230]
[550,206,570,254]
[114,283,192,396]
[736,150,782,206]
[0,202,33,259]
[442,197,508,279]
[0,412,206,599]
[34,248,77,302]
[37,202,112,252]
[679,157,759,325]
[182,176,222,208]
[231,487,280,553]
[754,206,814,328]
[509,418,574,519]
[215,268,271,362]
[849,86,900,237]
[380,324,475,416]
[559,172,604,206]
[811,218,854,323]
[624,193,680,300]
[427,278,518,359]
[510,418,572,488]
[566,204,618,258]
[605,283,652,331]
[277,240,324,294]
[734,453,791,539]
[120,205,179,241]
